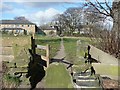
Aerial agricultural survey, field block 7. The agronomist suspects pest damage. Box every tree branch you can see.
[95,0,110,15]
[87,0,113,18]
[105,0,113,17]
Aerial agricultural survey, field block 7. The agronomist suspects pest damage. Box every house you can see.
[0,20,37,35]
[41,26,57,36]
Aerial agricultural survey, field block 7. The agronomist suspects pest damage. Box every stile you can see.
[31,36,50,67]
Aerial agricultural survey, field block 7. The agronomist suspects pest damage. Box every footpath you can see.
[52,38,102,89]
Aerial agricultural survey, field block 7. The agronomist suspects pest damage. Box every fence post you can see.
[46,44,50,67]
[31,36,36,62]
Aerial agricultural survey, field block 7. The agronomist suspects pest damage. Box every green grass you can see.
[2,36,33,87]
[73,62,92,72]
[3,73,21,88]
[63,37,91,63]
[93,64,119,76]
[44,63,73,88]
[2,35,62,88]
[63,37,92,73]
[63,38,78,63]
[3,35,110,88]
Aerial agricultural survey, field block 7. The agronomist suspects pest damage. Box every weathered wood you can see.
[37,44,50,67]
[37,45,47,50]
[31,36,36,62]
[41,55,47,61]
[46,44,50,67]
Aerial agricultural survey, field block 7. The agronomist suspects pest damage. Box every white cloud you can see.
[23,2,64,8]
[1,2,61,25]
[24,8,61,25]
[3,0,85,2]
[1,3,26,15]
[0,3,13,12]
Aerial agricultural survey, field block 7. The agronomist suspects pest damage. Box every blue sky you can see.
[1,1,83,25]
[0,0,113,27]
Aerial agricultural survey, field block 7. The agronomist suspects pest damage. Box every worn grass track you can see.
[44,63,73,88]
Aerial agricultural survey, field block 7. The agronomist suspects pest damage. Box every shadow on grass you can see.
[26,49,46,90]
[50,57,73,70]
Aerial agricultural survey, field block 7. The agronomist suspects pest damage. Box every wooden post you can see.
[46,44,50,67]
[31,36,36,62]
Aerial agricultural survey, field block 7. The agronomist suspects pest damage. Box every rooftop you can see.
[1,28,25,30]
[41,26,56,30]
[0,20,35,25]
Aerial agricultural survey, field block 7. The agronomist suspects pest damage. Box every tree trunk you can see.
[112,1,119,37]
[112,1,120,57]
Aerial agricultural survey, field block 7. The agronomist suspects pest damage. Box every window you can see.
[8,25,11,27]
[16,30,19,33]
[16,25,19,27]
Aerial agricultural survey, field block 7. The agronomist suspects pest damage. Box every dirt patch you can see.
[102,79,119,89]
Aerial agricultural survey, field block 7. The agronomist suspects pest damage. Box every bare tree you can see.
[53,14,67,36]
[85,0,120,58]
[83,5,105,36]
[63,7,83,35]
[53,7,83,36]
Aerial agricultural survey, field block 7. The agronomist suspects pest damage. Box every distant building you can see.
[0,20,37,35]
[41,26,57,36]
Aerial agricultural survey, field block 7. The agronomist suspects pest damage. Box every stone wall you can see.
[89,45,118,65]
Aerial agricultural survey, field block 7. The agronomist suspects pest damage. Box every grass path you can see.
[44,63,73,88]
[44,38,73,88]
[53,38,66,59]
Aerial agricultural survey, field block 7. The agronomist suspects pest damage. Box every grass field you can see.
[2,35,119,88]
[63,37,91,62]
[63,37,92,73]
[63,38,78,63]
[93,64,119,76]
[44,63,73,88]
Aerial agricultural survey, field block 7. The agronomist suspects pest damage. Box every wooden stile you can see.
[31,35,50,67]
